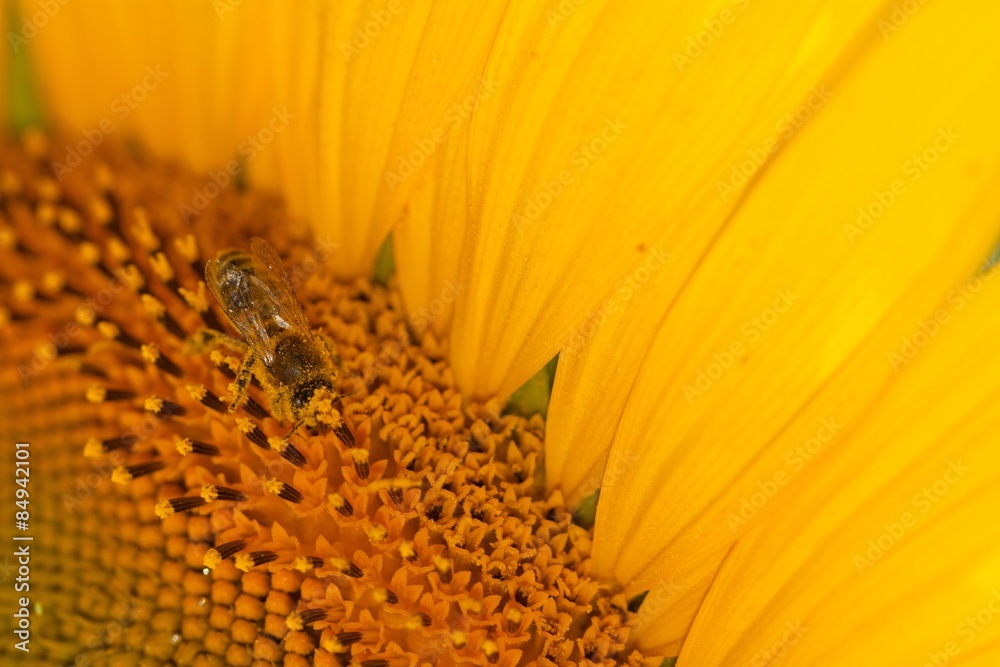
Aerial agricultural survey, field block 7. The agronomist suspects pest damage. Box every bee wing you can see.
[205,250,301,367]
[249,237,312,330]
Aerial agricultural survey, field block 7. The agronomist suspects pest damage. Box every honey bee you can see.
[194,237,353,446]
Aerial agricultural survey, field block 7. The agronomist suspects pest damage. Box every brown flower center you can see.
[0,131,652,666]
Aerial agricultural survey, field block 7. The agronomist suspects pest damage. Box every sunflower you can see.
[3,1,1000,665]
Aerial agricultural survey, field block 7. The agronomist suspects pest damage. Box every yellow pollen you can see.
[0,225,15,250]
[234,554,254,572]
[141,343,161,364]
[144,396,164,413]
[202,549,223,571]
[364,523,387,543]
[96,321,120,339]
[130,207,158,250]
[235,417,256,434]
[75,304,96,326]
[154,500,174,518]
[150,252,174,282]
[118,264,144,291]
[186,384,207,402]
[36,202,57,228]
[106,237,131,263]
[174,234,199,262]
[83,438,104,459]
[175,437,194,455]
[179,282,210,312]
[12,280,34,302]
[79,241,101,265]
[140,293,166,318]
[57,207,82,233]
[85,386,107,403]
[41,271,64,293]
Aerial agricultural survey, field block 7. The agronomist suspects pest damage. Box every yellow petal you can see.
[393,135,469,340]
[542,0,914,498]
[386,2,511,336]
[23,1,315,174]
[678,267,1000,665]
[421,0,906,400]
[588,0,1000,654]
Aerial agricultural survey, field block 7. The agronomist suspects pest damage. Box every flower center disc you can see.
[0,132,651,666]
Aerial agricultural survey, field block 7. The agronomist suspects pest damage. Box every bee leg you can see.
[227,350,257,412]
[187,327,247,354]
[284,418,304,442]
